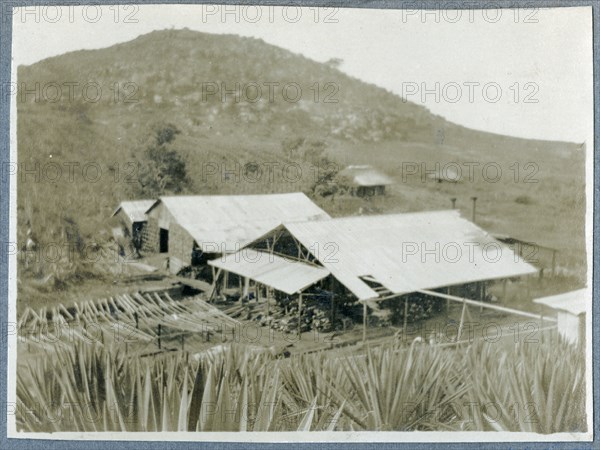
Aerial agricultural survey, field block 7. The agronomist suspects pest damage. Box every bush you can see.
[134,124,190,197]
[515,195,534,205]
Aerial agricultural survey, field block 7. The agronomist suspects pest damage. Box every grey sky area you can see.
[12,5,593,143]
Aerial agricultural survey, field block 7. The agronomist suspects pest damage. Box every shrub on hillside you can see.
[134,123,190,196]
[515,195,534,205]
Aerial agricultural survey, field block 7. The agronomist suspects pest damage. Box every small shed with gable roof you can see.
[338,165,393,197]
[112,199,155,251]
[534,289,587,345]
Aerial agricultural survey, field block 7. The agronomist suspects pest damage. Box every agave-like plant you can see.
[311,341,471,431]
[16,342,323,432]
[461,337,586,433]
[15,332,587,433]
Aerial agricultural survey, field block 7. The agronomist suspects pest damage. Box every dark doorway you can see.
[132,222,145,250]
[159,228,169,253]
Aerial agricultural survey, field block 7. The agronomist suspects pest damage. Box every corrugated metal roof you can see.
[209,249,330,295]
[339,165,393,187]
[533,289,588,315]
[112,200,155,223]
[284,210,538,300]
[147,193,330,252]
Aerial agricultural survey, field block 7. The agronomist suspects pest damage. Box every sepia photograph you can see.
[3,2,595,444]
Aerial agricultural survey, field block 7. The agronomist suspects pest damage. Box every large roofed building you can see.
[142,193,330,273]
[284,210,538,300]
[208,209,538,303]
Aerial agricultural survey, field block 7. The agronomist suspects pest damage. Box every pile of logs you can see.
[384,294,443,325]
[221,296,338,333]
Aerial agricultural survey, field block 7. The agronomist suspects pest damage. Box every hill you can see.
[16,29,586,305]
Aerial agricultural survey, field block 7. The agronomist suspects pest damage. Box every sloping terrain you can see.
[16,29,586,306]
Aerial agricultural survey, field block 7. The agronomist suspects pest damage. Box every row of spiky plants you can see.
[16,342,337,432]
[16,335,586,433]
[279,341,470,431]
[462,339,587,433]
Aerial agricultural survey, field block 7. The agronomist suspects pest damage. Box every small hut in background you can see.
[112,200,155,252]
[534,289,587,345]
[338,165,393,197]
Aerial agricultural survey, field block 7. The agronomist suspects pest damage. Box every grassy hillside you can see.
[16,29,586,306]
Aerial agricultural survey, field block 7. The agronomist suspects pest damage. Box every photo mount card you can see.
[2,3,595,445]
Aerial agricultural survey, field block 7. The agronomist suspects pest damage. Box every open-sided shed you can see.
[207,209,539,340]
[209,249,330,295]
[283,210,538,301]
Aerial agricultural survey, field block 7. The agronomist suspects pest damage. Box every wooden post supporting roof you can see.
[298,292,303,340]
[457,297,467,341]
[242,277,249,303]
[266,286,270,317]
[403,297,409,331]
[208,268,222,303]
[330,293,334,325]
[540,305,545,343]
[479,282,484,313]
[363,302,367,342]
